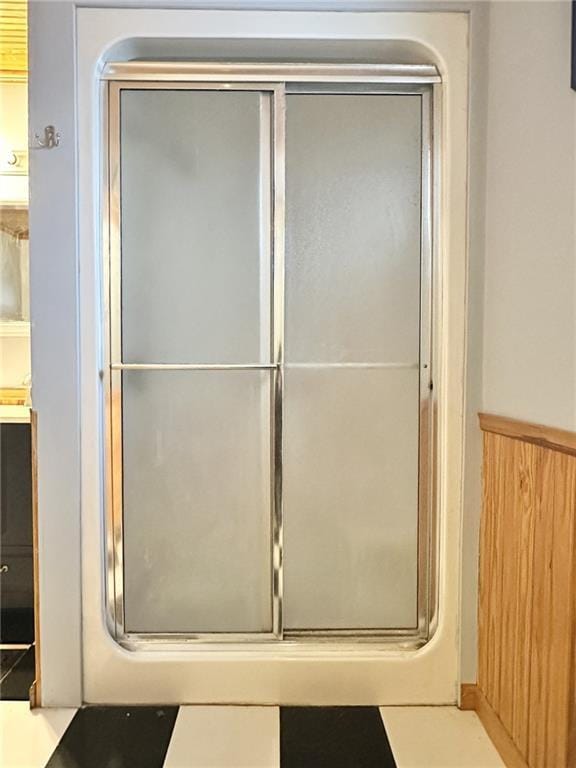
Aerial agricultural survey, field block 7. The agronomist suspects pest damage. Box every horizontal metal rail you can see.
[111,362,419,371]
[111,363,277,371]
[285,362,419,370]
[102,61,441,84]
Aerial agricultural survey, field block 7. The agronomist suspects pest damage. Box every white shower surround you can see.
[73,7,469,705]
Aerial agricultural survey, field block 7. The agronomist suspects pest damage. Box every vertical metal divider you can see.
[428,82,442,637]
[258,92,274,635]
[101,79,116,639]
[272,85,286,639]
[417,87,434,640]
[107,81,125,638]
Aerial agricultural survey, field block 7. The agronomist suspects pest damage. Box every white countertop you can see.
[0,404,30,423]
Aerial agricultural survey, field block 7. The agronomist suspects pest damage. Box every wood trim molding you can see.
[460,685,530,768]
[479,412,576,457]
[30,409,41,708]
[459,683,477,711]
[475,688,530,768]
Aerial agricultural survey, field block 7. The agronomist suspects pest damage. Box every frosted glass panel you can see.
[120,90,268,364]
[122,370,272,633]
[285,94,421,363]
[283,367,419,630]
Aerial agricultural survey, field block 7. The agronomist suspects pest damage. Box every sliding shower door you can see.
[283,93,423,632]
[105,73,434,645]
[110,86,277,636]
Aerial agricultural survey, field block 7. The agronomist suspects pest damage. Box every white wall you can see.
[483,0,576,431]
[462,0,576,683]
[0,335,30,388]
[28,1,82,705]
[0,81,28,204]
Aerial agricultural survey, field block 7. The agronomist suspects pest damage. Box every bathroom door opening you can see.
[103,63,438,651]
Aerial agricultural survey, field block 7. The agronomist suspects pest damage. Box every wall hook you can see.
[33,125,60,149]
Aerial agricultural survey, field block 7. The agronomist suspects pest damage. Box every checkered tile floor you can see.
[0,700,504,767]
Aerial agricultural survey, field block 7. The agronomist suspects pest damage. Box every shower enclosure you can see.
[102,62,438,649]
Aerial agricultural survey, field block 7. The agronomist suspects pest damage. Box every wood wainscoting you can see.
[473,413,576,768]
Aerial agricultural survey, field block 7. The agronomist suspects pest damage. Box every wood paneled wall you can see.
[478,414,576,768]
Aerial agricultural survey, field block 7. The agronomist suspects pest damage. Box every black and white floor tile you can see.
[0,652,504,768]
[0,699,505,767]
[0,645,35,701]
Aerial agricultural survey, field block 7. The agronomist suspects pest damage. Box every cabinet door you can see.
[0,424,34,643]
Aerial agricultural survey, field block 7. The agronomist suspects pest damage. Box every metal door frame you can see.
[102,62,439,651]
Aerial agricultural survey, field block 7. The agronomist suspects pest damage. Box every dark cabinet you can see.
[0,423,34,643]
